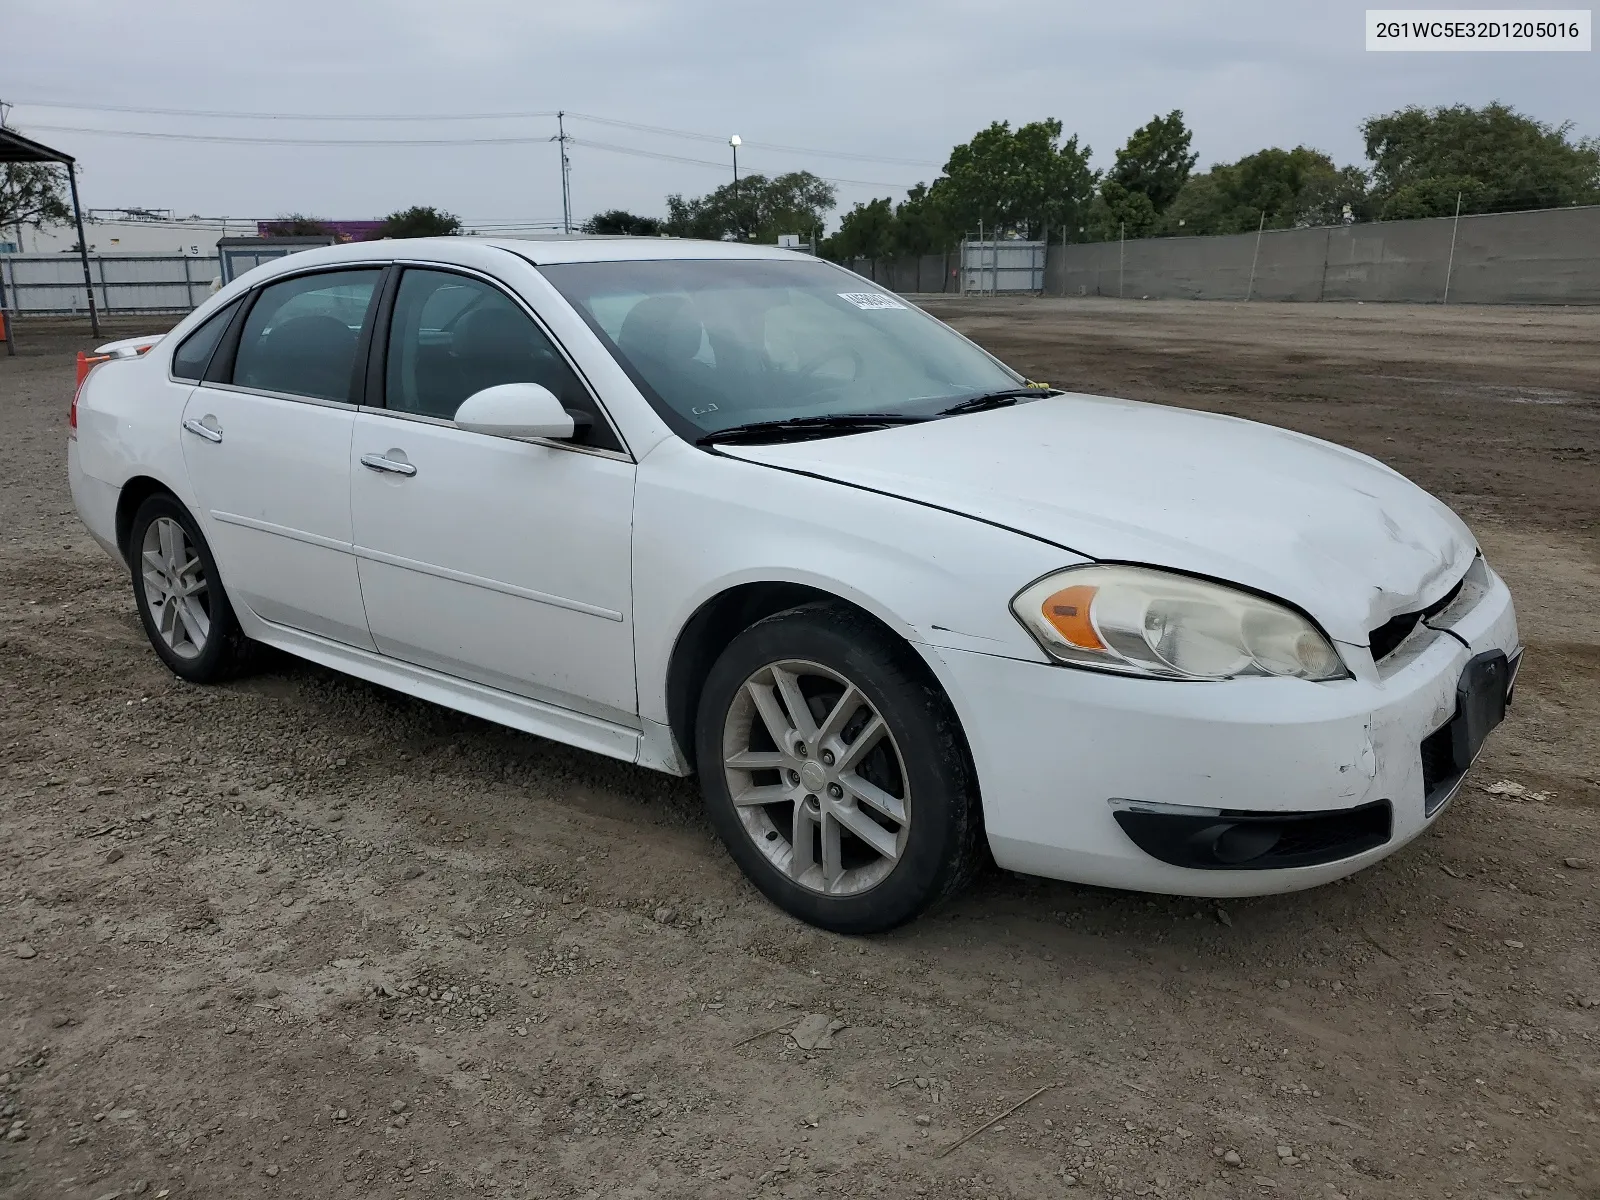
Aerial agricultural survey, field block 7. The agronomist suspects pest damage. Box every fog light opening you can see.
[1112,798,1393,871]
[1206,822,1282,865]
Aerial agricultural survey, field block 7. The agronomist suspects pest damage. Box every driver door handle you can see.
[360,453,417,477]
[182,416,223,444]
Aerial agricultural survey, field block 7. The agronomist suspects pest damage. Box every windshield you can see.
[539,258,1023,439]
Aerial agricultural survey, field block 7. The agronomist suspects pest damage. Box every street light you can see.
[729,135,743,241]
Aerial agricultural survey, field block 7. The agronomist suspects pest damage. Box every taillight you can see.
[72,352,110,435]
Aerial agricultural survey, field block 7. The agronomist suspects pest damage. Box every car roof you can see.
[491,236,806,264]
[261,235,809,268]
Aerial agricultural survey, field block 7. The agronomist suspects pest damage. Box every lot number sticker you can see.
[838,292,906,310]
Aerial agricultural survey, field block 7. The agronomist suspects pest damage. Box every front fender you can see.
[632,437,1075,725]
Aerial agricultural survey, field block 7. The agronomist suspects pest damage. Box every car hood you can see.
[716,394,1477,645]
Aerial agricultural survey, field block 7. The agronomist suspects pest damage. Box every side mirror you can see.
[454,382,576,440]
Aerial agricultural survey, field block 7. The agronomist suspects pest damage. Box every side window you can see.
[384,269,618,449]
[171,299,240,381]
[232,270,380,402]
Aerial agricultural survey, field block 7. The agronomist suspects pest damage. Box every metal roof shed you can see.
[0,125,100,335]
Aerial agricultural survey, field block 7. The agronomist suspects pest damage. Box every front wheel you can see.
[695,603,983,933]
[128,493,256,683]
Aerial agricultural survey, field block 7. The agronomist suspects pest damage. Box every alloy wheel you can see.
[720,659,911,896]
[140,516,211,660]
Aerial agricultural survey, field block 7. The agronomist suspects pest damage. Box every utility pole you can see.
[553,111,573,234]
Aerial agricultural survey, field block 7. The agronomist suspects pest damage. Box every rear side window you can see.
[171,300,240,381]
[232,270,380,402]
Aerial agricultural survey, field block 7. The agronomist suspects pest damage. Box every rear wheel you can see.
[696,603,982,933]
[128,493,255,683]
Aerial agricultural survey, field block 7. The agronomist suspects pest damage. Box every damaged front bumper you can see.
[920,560,1521,897]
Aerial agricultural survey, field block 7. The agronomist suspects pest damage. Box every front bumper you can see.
[923,561,1520,897]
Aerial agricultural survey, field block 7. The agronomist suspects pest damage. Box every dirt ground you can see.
[1,297,1597,1200]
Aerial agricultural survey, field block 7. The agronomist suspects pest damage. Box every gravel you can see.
[3,307,1597,1198]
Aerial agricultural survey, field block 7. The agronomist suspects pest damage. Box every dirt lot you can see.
[2,298,1597,1200]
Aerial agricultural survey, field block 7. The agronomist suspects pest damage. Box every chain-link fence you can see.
[838,204,1600,305]
[1052,204,1600,304]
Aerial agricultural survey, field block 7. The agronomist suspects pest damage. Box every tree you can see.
[820,184,963,261]
[825,197,896,260]
[888,183,955,255]
[1294,163,1373,227]
[1086,180,1158,241]
[373,205,462,238]
[927,119,1096,238]
[262,213,334,237]
[1160,147,1369,235]
[581,209,663,236]
[1362,102,1600,219]
[0,160,70,232]
[664,171,835,242]
[1108,110,1197,215]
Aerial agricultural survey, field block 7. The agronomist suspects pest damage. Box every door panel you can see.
[178,266,383,649]
[350,414,637,722]
[181,388,374,649]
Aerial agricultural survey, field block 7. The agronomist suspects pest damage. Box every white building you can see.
[3,212,248,257]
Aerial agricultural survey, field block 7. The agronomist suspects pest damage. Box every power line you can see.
[11,97,941,168]
[22,123,560,147]
[22,123,916,189]
[12,98,558,122]
[570,137,913,189]
[566,112,940,168]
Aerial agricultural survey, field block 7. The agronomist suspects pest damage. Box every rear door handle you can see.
[360,453,417,477]
[182,416,223,444]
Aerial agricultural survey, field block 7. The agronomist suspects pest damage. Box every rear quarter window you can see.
[171,300,241,381]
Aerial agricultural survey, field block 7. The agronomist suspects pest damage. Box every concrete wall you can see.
[1043,204,1600,305]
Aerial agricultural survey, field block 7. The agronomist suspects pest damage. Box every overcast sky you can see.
[6,0,1596,230]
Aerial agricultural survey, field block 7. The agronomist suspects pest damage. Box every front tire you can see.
[695,602,982,934]
[128,493,255,683]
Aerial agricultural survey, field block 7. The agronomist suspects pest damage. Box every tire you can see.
[695,602,983,934]
[127,493,256,684]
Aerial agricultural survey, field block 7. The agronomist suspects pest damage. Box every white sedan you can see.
[67,237,1520,932]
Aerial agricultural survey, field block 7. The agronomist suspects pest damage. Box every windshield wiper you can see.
[938,387,1058,416]
[697,414,929,446]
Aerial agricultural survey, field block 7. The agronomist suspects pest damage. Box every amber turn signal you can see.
[1040,585,1105,650]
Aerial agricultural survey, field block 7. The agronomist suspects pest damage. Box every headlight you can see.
[1010,565,1348,681]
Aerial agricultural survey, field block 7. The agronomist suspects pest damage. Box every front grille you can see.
[1369,576,1466,662]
